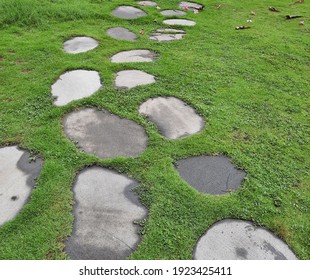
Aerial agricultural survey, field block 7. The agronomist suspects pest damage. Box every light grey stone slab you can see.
[106,27,137,41]
[65,166,147,260]
[137,1,157,6]
[115,70,155,89]
[194,219,298,260]
[111,50,157,63]
[149,33,185,42]
[179,1,204,11]
[175,156,246,195]
[156,28,186,33]
[63,37,98,54]
[63,108,147,159]
[160,10,186,16]
[139,97,204,139]
[163,19,196,26]
[51,70,102,106]
[0,146,42,226]
[112,6,147,19]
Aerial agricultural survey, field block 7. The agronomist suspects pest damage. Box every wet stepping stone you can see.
[51,70,102,106]
[115,70,155,89]
[175,156,246,195]
[112,6,147,19]
[137,1,157,6]
[63,37,98,54]
[106,27,137,41]
[194,219,298,260]
[149,29,185,42]
[63,108,147,159]
[139,97,204,139]
[111,50,157,63]
[163,19,196,26]
[179,1,204,11]
[0,146,42,226]
[160,10,186,16]
[65,166,147,260]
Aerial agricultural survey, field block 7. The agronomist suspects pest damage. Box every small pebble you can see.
[299,21,305,25]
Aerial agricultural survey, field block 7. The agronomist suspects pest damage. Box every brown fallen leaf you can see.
[250,11,256,16]
[269,6,280,12]
[139,29,145,35]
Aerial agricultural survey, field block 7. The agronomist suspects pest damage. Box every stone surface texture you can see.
[149,33,184,42]
[51,70,102,106]
[106,27,137,41]
[175,156,246,195]
[0,146,42,226]
[160,10,186,16]
[111,50,157,63]
[137,1,157,6]
[179,1,204,10]
[65,166,147,260]
[163,19,196,26]
[63,108,147,159]
[112,6,147,19]
[194,219,298,260]
[139,97,204,139]
[63,37,98,54]
[115,70,155,89]
[156,28,185,33]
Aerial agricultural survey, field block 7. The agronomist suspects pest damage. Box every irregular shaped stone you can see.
[107,27,137,41]
[51,70,102,106]
[0,146,42,226]
[63,108,147,159]
[63,37,98,54]
[65,166,147,260]
[156,28,186,33]
[179,1,204,11]
[137,1,157,6]
[111,50,157,63]
[115,70,155,89]
[139,97,204,139]
[194,219,298,260]
[163,19,196,26]
[160,10,186,16]
[149,32,184,42]
[112,6,147,19]
[175,156,246,194]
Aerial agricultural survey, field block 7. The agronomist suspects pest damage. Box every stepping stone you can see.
[51,70,102,106]
[111,50,157,63]
[156,28,186,33]
[63,37,98,54]
[160,10,186,16]
[115,70,155,89]
[175,156,246,195]
[194,219,298,260]
[149,32,185,42]
[137,1,157,6]
[163,19,196,26]
[139,97,204,139]
[179,1,204,11]
[106,27,137,41]
[63,108,147,159]
[65,166,147,260]
[0,146,42,226]
[112,6,147,19]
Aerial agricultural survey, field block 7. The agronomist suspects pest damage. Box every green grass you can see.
[0,0,309,259]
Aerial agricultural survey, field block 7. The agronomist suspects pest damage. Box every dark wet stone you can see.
[63,108,147,159]
[112,6,147,19]
[106,27,137,41]
[194,219,298,260]
[175,155,246,195]
[65,166,147,260]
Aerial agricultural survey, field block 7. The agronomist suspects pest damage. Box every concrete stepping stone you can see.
[115,70,155,89]
[163,19,196,26]
[160,10,186,16]
[51,70,102,106]
[63,108,147,159]
[175,156,246,195]
[112,6,147,19]
[65,166,147,260]
[111,50,157,63]
[106,27,137,41]
[0,146,42,226]
[179,1,204,11]
[194,219,298,260]
[63,37,98,54]
[149,31,185,42]
[139,97,204,139]
[156,28,186,33]
[137,1,157,6]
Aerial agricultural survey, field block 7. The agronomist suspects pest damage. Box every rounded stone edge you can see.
[63,36,99,54]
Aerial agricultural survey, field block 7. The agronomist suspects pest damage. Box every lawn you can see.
[0,0,309,259]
